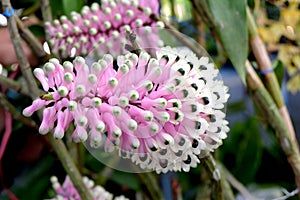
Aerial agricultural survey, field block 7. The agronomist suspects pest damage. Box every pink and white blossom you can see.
[46,0,163,58]
[50,176,128,200]
[23,47,229,173]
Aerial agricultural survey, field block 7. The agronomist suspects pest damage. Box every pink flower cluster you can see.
[46,0,164,58]
[23,47,229,173]
[50,176,128,200]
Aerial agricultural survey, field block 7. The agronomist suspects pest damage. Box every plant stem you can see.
[15,16,50,62]
[191,2,300,196]
[0,93,38,128]
[0,75,30,96]
[40,0,52,42]
[2,1,93,199]
[219,162,258,200]
[2,0,40,99]
[192,7,206,47]
[245,60,300,198]
[202,154,235,200]
[137,172,164,200]
[47,136,94,200]
[246,7,297,144]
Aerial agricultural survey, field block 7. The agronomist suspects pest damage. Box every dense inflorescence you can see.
[23,47,229,173]
[50,176,128,200]
[46,0,164,58]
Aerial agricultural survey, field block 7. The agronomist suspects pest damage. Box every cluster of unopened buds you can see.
[23,46,229,173]
[46,0,164,58]
[50,176,128,200]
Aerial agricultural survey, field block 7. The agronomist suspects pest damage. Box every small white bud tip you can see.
[68,101,77,111]
[58,86,68,97]
[92,97,102,107]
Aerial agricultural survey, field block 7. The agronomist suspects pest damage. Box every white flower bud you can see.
[112,106,121,116]
[104,21,111,29]
[126,10,134,17]
[64,72,73,83]
[143,80,153,91]
[129,90,139,100]
[131,138,140,149]
[76,84,86,95]
[104,7,111,14]
[120,64,129,74]
[68,101,77,111]
[108,77,118,87]
[119,96,129,107]
[155,98,167,108]
[58,86,68,97]
[77,116,88,126]
[114,13,122,21]
[96,121,105,132]
[88,74,98,84]
[89,28,97,35]
[103,54,113,64]
[127,119,137,131]
[44,62,55,73]
[112,31,119,39]
[149,123,159,134]
[112,127,122,138]
[92,97,102,108]
[135,19,143,27]
[143,111,153,121]
[159,111,170,122]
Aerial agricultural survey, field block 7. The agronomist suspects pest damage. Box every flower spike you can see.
[24,47,229,173]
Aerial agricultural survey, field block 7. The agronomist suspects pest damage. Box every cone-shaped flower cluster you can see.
[50,176,128,200]
[46,0,164,58]
[23,47,229,173]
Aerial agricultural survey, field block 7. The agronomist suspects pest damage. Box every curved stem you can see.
[40,0,52,41]
[137,172,164,200]
[0,75,30,96]
[2,1,40,99]
[219,162,258,200]
[0,93,38,128]
[202,154,235,200]
[246,61,300,198]
[2,1,93,199]
[247,7,297,146]
[15,16,50,62]
[47,136,94,200]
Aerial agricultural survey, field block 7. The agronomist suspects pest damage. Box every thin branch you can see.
[15,16,50,62]
[40,0,52,42]
[0,75,30,96]
[219,162,258,200]
[0,93,38,128]
[188,2,300,198]
[2,0,40,99]
[137,172,164,200]
[202,154,235,200]
[47,135,94,200]
[246,7,297,147]
[2,1,93,199]
[272,188,299,200]
[246,60,300,198]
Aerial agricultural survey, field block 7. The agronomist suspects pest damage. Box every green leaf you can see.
[205,0,248,83]
[218,117,263,184]
[49,0,64,18]
[110,171,141,190]
[62,0,85,18]
[273,60,285,88]
[28,25,45,37]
